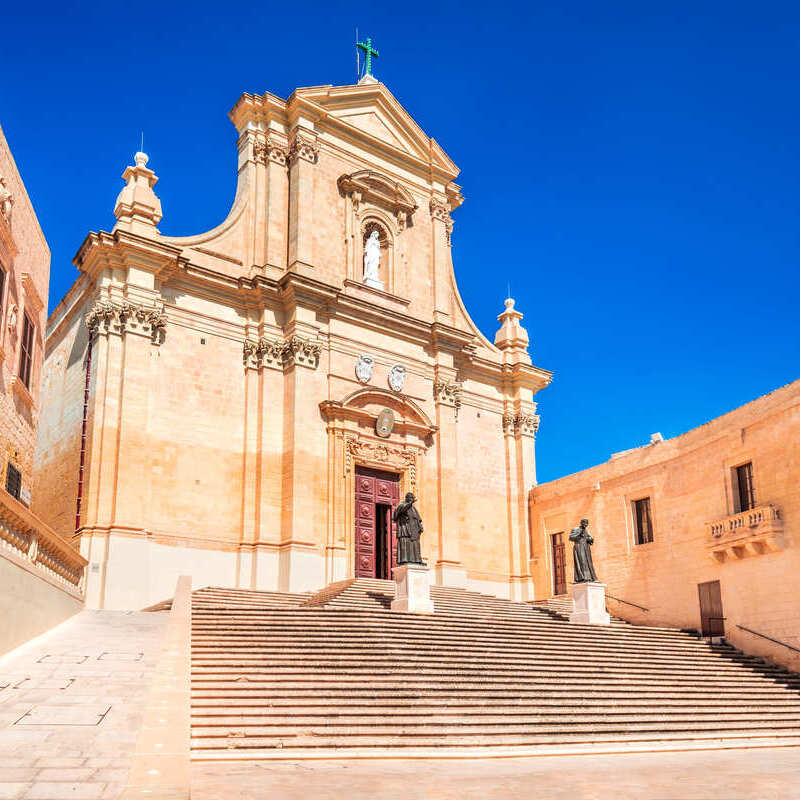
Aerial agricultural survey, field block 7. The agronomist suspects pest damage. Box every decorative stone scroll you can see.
[0,175,14,222]
[85,299,167,345]
[288,130,319,165]
[433,378,462,410]
[243,334,321,371]
[502,412,540,437]
[253,135,289,167]
[344,436,417,486]
[429,197,454,246]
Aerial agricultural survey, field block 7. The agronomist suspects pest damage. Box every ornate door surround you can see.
[319,388,436,583]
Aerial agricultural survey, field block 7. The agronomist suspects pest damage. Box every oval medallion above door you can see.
[376,408,394,438]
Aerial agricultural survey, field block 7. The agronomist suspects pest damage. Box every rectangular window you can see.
[5,463,21,500]
[734,462,755,513]
[0,266,5,319]
[633,497,654,545]
[19,312,34,389]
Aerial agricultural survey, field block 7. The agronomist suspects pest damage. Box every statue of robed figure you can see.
[393,493,424,566]
[570,518,598,583]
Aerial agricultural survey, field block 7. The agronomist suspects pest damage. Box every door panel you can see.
[698,580,725,637]
[551,533,566,596]
[354,467,400,579]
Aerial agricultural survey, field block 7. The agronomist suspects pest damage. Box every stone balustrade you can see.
[0,489,87,594]
[706,504,785,562]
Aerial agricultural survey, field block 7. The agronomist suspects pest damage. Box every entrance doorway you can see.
[551,532,567,596]
[698,580,725,637]
[354,466,400,579]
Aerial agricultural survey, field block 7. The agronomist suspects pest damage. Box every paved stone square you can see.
[0,610,167,800]
[192,747,800,800]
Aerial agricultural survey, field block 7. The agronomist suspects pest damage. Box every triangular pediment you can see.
[293,83,459,178]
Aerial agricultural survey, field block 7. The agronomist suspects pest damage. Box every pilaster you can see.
[429,196,453,324]
[287,128,319,274]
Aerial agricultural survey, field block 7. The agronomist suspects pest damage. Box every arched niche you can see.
[338,171,418,297]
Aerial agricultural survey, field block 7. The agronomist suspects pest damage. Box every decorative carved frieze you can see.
[254,135,289,167]
[344,436,417,485]
[429,197,454,246]
[284,335,322,368]
[85,299,166,344]
[433,378,462,409]
[288,130,319,165]
[502,411,540,437]
[243,334,321,371]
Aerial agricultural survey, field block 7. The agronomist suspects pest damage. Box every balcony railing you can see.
[0,488,87,594]
[706,503,784,562]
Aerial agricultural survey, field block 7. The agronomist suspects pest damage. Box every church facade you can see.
[36,79,551,610]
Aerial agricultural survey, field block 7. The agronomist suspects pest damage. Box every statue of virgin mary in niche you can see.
[363,230,383,289]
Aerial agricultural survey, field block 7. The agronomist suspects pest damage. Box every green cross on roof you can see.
[357,36,380,77]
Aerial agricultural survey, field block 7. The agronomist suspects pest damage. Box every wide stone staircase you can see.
[190,580,800,758]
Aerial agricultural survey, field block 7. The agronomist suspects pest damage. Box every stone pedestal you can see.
[569,582,611,625]
[364,276,384,291]
[391,564,434,614]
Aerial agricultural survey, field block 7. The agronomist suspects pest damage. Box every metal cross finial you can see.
[357,36,380,77]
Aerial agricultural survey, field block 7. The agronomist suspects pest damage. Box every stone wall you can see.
[0,124,50,507]
[530,380,800,672]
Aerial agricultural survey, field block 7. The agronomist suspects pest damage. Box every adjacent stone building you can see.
[35,78,552,610]
[0,124,49,506]
[530,379,800,671]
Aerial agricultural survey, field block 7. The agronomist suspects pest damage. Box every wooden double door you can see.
[354,466,400,579]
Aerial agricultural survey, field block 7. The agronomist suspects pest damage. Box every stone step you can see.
[188,644,770,665]
[190,699,800,712]
[190,722,800,748]
[190,710,800,726]
[188,584,800,756]
[190,611,699,636]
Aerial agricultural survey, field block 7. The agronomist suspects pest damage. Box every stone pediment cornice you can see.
[337,170,418,218]
[228,83,460,185]
[74,229,186,281]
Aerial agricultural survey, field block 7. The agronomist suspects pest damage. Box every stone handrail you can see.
[706,504,781,541]
[0,488,87,592]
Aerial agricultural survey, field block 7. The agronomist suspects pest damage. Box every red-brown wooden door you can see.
[698,580,725,637]
[551,532,567,596]
[354,466,399,579]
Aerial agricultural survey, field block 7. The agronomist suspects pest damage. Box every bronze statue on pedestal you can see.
[570,518,598,583]
[393,493,424,566]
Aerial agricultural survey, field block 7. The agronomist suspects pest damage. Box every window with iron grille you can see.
[19,312,34,389]
[633,497,654,545]
[5,463,21,500]
[734,462,755,512]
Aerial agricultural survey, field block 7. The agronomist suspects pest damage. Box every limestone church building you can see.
[36,78,552,609]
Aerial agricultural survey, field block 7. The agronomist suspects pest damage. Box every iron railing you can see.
[737,625,800,654]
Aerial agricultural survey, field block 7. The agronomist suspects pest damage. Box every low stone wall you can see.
[0,488,87,654]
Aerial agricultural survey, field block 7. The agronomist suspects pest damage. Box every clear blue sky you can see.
[3,1,798,483]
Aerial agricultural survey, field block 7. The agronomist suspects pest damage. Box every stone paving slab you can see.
[0,610,167,800]
[191,746,800,799]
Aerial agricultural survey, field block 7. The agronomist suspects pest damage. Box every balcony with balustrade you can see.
[706,503,785,562]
